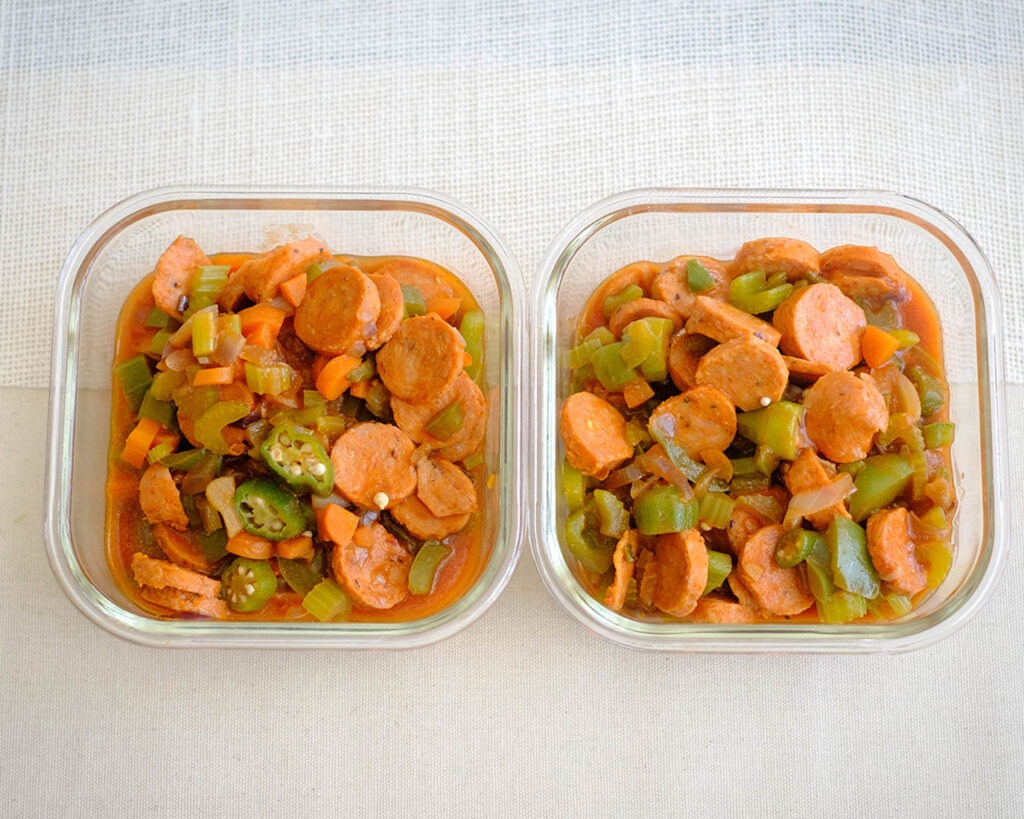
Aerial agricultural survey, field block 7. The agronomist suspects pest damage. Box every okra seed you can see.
[288,464,302,476]
[245,583,255,595]
[309,462,326,477]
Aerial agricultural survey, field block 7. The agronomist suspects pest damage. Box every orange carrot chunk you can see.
[315,354,363,401]
[122,417,163,469]
[278,273,308,308]
[861,324,901,369]
[192,366,235,387]
[316,503,359,547]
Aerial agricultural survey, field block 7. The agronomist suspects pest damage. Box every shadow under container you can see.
[532,188,1006,653]
[45,187,523,648]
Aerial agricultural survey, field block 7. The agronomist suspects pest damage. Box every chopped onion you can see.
[700,448,733,481]
[213,330,246,366]
[163,348,197,372]
[634,445,693,498]
[894,371,922,421]
[604,462,645,491]
[783,472,855,530]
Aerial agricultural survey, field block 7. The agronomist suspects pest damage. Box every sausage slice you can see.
[685,296,781,347]
[737,524,814,616]
[376,313,466,403]
[694,335,789,411]
[773,283,866,371]
[802,370,888,463]
[559,391,633,480]
[650,255,731,319]
[731,237,820,282]
[330,422,418,509]
[651,529,709,618]
[152,236,211,319]
[331,522,411,609]
[648,386,736,459]
[294,264,381,356]
[866,507,926,596]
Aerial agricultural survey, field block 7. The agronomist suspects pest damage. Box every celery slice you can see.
[922,421,955,449]
[190,307,218,357]
[137,390,178,430]
[401,284,427,317]
[698,491,735,529]
[185,265,229,316]
[145,306,172,329]
[633,485,697,536]
[460,309,485,381]
[593,489,629,538]
[244,362,295,396]
[425,400,464,439]
[115,355,153,412]
[302,578,352,621]
[562,460,587,513]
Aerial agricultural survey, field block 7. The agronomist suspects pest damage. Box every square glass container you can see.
[45,187,523,648]
[532,188,1006,653]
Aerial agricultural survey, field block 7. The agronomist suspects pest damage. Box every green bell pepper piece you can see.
[564,506,614,574]
[591,342,638,391]
[401,284,427,317]
[686,259,716,294]
[728,270,793,315]
[633,485,698,535]
[847,453,914,522]
[602,283,643,317]
[593,489,629,538]
[907,365,946,418]
[703,549,733,595]
[194,400,250,455]
[561,460,587,512]
[736,401,804,461]
[827,516,880,599]
[115,354,153,412]
[922,421,955,449]
[460,309,485,382]
[408,541,454,595]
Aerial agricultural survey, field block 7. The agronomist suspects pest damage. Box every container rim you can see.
[530,186,1007,653]
[44,185,525,649]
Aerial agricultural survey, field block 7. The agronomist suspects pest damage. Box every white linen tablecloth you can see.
[2,1,1022,816]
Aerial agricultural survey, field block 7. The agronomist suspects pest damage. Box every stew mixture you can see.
[106,235,490,622]
[559,238,956,624]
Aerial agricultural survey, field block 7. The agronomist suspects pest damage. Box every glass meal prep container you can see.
[531,188,1006,653]
[45,187,523,648]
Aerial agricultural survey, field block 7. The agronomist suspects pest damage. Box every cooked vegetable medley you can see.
[559,239,956,624]
[107,236,490,621]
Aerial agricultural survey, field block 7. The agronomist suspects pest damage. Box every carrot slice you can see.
[316,503,359,547]
[862,324,901,369]
[226,530,273,560]
[315,354,362,401]
[122,417,163,469]
[275,534,314,560]
[192,366,235,387]
[246,322,278,350]
[428,296,462,321]
[623,379,655,408]
[278,273,308,308]
[238,304,287,336]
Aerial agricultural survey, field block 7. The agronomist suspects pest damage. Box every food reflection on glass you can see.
[559,238,956,625]
[107,235,491,622]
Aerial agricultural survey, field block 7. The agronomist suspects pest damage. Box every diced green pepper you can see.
[145,306,172,329]
[137,390,178,430]
[827,516,880,599]
[278,556,325,597]
[686,259,716,294]
[703,549,732,595]
[149,328,173,356]
[877,412,924,452]
[233,477,308,541]
[317,414,350,438]
[194,400,250,455]
[160,447,206,471]
[345,359,375,383]
[564,506,614,573]
[569,337,604,369]
[593,489,629,537]
[584,326,616,346]
[602,283,644,317]
[634,317,674,382]
[260,423,334,495]
[591,342,638,391]
[633,485,698,536]
[562,461,587,512]
[624,418,651,448]
[620,319,658,369]
[196,529,229,562]
[425,400,464,439]
[919,538,953,590]
[804,537,835,602]
[818,589,868,623]
[146,442,174,465]
[401,284,427,317]
[736,401,804,461]
[115,355,153,412]
[460,309,485,381]
[728,270,793,315]
[774,527,824,568]
[907,365,946,418]
[889,328,920,349]
[847,453,914,522]
[408,541,453,594]
[922,421,955,449]
[180,450,222,495]
[648,415,707,483]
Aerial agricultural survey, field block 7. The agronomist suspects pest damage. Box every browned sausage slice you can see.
[685,295,781,347]
[369,257,459,312]
[331,522,411,609]
[416,457,478,518]
[152,524,219,573]
[604,530,639,612]
[330,422,418,509]
[389,493,471,540]
[131,552,221,598]
[237,237,331,303]
[737,524,814,616]
[391,371,487,463]
[782,448,851,530]
[866,507,926,596]
[138,585,229,618]
[577,261,663,337]
[782,355,832,385]
[153,236,211,319]
[648,386,737,459]
[651,529,709,618]
[773,283,866,370]
[802,370,888,463]
[365,273,405,350]
[376,313,466,403]
[138,463,189,530]
[650,255,731,319]
[731,237,820,282]
[694,335,789,411]
[607,298,680,338]
[689,597,763,624]
[819,245,909,302]
[293,264,381,356]
[667,330,713,391]
[559,391,633,480]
